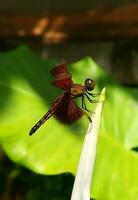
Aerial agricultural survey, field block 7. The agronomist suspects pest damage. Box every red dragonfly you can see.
[29,63,97,135]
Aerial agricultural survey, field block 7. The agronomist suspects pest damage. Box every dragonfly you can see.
[29,63,98,135]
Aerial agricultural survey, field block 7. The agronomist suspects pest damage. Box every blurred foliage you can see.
[0,46,138,200]
[0,151,74,200]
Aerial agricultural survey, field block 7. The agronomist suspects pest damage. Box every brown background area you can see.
[0,1,138,85]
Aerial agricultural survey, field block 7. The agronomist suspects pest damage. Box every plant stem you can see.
[71,88,106,200]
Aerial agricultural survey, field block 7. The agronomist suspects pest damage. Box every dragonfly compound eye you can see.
[85,79,96,91]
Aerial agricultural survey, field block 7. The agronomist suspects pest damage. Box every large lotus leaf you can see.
[0,46,138,200]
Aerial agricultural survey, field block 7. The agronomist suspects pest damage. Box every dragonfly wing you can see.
[50,63,73,90]
[55,93,84,124]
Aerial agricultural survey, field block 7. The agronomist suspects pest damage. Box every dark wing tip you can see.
[50,63,73,90]
[50,63,67,76]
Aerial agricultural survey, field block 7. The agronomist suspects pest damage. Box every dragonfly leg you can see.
[84,93,100,103]
[81,95,95,122]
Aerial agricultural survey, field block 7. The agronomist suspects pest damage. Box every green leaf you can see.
[0,46,138,200]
